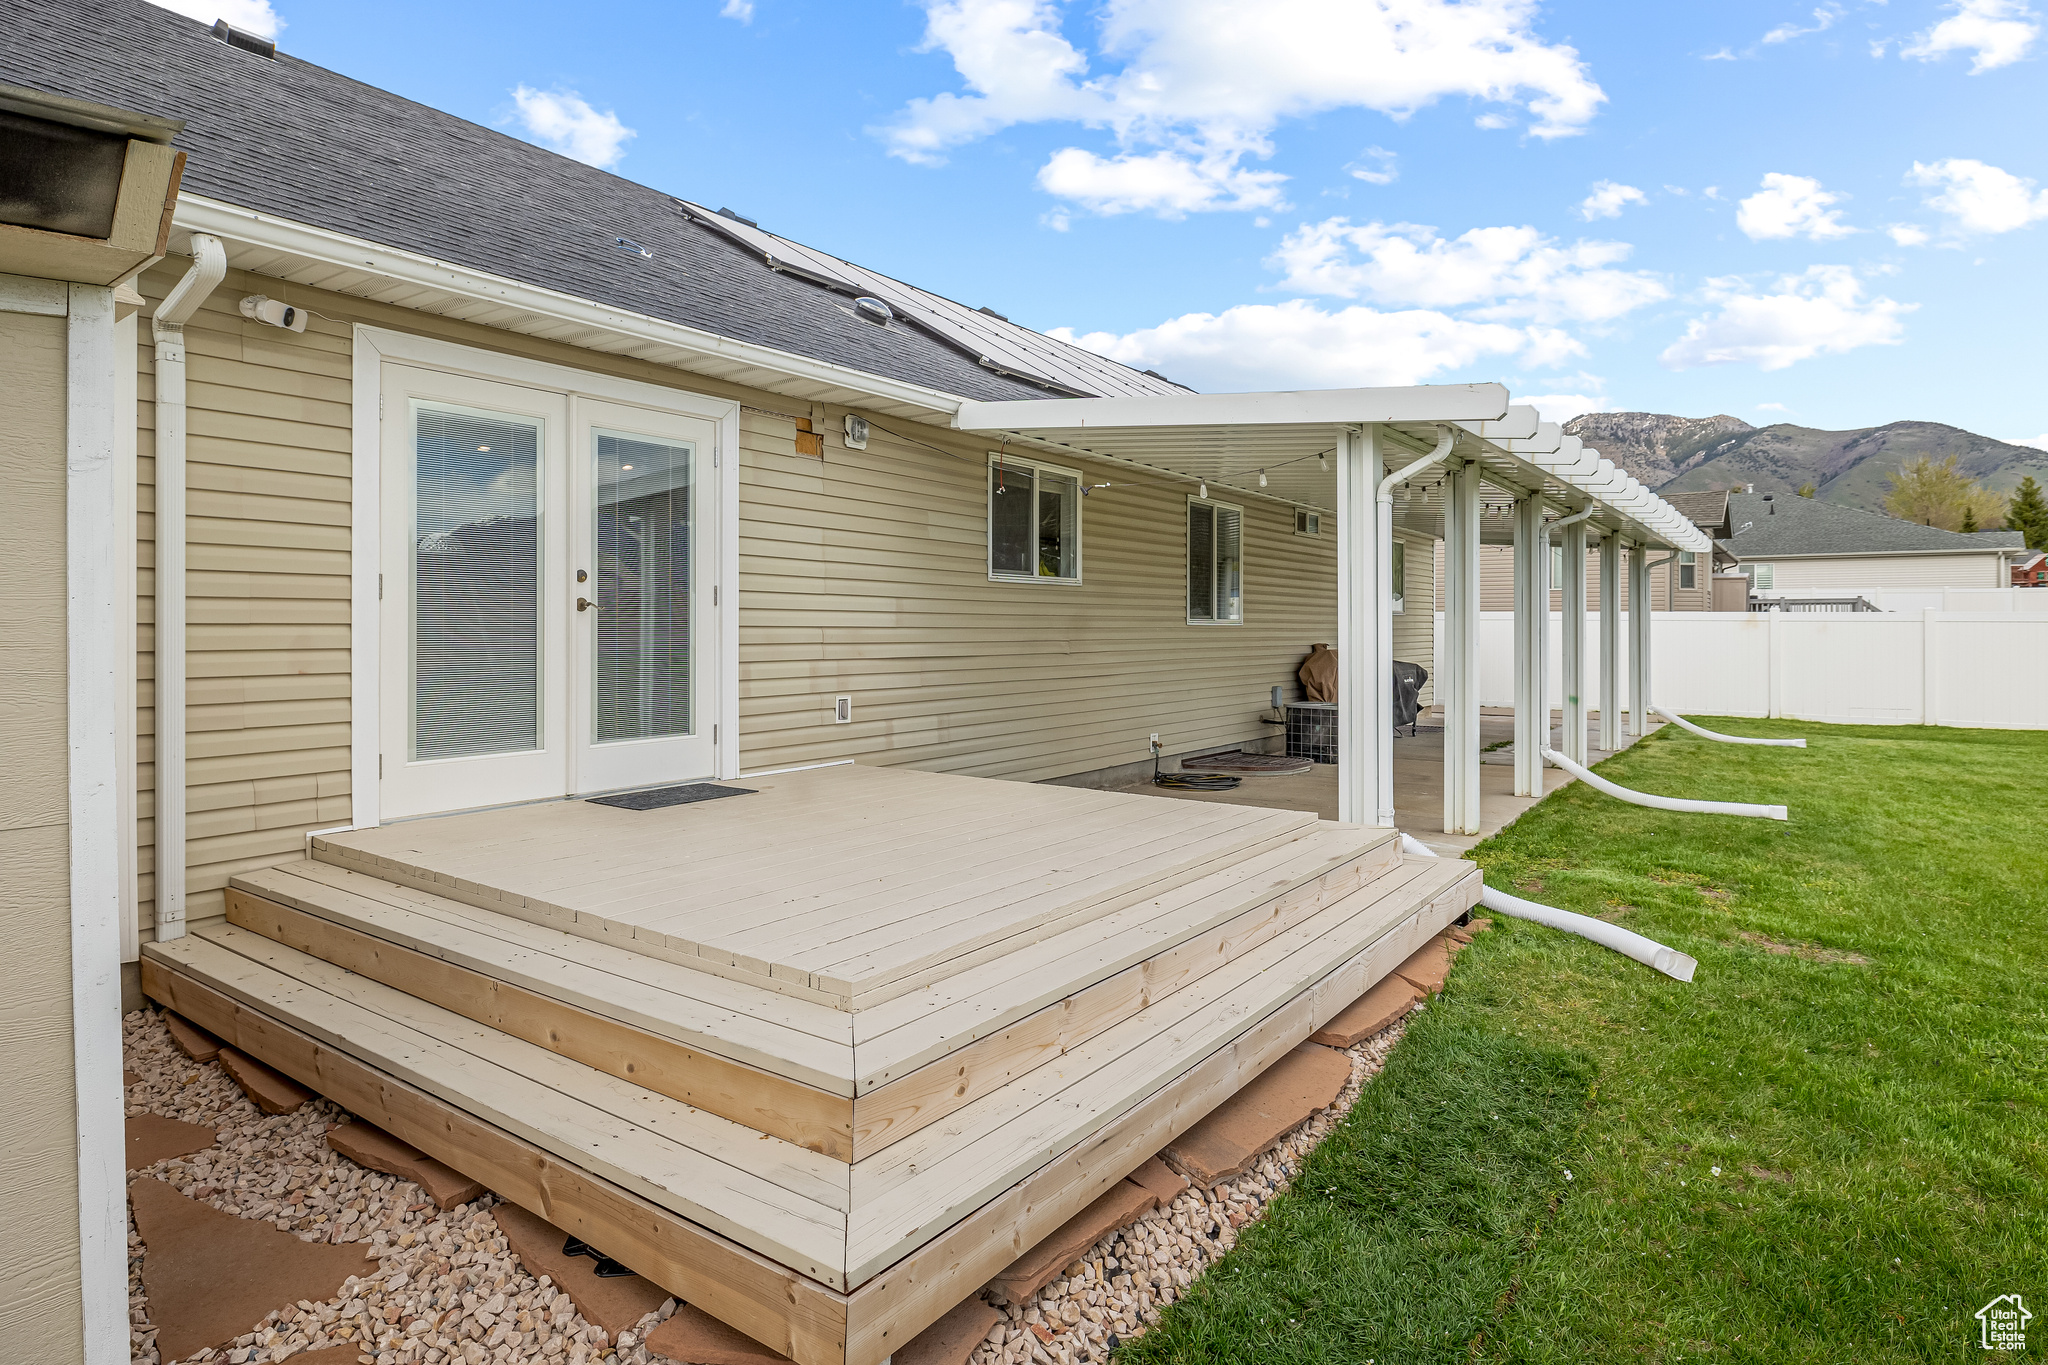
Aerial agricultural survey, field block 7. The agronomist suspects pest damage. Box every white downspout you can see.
[1375,426,1454,825]
[1400,835,1698,983]
[149,234,226,943]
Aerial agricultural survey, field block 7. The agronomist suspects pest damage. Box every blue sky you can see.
[177,0,2046,443]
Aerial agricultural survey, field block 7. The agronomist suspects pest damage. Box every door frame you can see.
[350,325,741,828]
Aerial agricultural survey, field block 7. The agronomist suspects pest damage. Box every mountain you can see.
[1561,412,1755,486]
[1563,412,2048,515]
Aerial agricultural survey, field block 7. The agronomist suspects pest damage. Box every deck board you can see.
[316,765,1326,1003]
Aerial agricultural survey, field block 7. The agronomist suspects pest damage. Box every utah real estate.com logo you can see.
[1978,1294,2032,1351]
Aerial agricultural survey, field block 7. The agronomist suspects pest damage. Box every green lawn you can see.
[1121,720,2048,1364]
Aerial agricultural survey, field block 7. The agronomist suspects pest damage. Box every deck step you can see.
[227,824,1402,1161]
[143,851,1478,1364]
[148,856,1476,1284]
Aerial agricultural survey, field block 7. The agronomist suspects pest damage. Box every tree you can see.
[1883,455,2005,531]
[1961,505,1979,533]
[2010,475,2048,551]
[1796,482,1818,498]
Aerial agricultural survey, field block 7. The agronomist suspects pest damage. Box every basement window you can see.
[989,454,1081,582]
[1188,496,1243,623]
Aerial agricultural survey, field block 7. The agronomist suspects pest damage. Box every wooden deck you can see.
[141,764,1480,1365]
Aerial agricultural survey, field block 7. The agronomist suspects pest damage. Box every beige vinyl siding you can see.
[1438,541,1711,613]
[0,307,85,1362]
[123,262,1351,934]
[135,260,355,934]
[735,414,1338,779]
[1758,552,2007,593]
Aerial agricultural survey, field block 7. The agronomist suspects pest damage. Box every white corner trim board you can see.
[68,282,137,1365]
[1654,707,1806,748]
[1540,746,1789,821]
[1396,837,1697,984]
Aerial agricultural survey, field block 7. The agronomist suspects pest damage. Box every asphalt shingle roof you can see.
[1719,492,2024,558]
[1658,489,1730,535]
[0,0,1079,405]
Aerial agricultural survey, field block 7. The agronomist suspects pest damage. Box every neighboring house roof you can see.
[1717,491,2025,559]
[0,0,1175,406]
[2014,550,2047,570]
[1659,488,1731,536]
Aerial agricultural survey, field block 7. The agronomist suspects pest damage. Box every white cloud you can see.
[1037,147,1288,216]
[1348,146,1399,185]
[148,0,283,37]
[1901,0,2039,71]
[2008,433,2048,451]
[510,86,636,168]
[1907,158,2048,233]
[1660,265,1913,371]
[1269,217,1668,323]
[720,0,754,20]
[1763,3,1843,44]
[1735,173,1857,240]
[881,0,1606,217]
[1887,223,1933,245]
[1756,401,1791,411]
[1703,46,1739,60]
[1049,299,1572,391]
[1578,180,1647,220]
[1520,391,1613,423]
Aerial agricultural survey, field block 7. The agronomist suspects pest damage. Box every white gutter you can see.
[148,234,226,942]
[1655,707,1806,748]
[1376,426,1455,824]
[1398,836,1696,982]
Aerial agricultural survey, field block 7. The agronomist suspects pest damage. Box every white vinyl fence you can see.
[1439,609,2048,730]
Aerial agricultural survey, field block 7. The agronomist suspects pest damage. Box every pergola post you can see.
[1335,424,1382,827]
[1599,535,1621,751]
[1442,458,1481,834]
[1630,543,1652,738]
[1512,494,1546,797]
[1561,518,1588,765]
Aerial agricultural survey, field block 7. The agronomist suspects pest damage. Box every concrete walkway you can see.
[1112,709,1660,856]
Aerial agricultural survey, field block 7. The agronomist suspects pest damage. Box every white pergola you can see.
[955,384,1713,834]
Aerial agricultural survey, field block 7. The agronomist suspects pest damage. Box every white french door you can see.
[378,364,720,819]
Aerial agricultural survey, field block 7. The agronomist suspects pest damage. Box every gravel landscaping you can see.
[125,1003,1413,1365]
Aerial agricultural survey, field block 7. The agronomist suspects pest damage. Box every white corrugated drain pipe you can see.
[149,234,227,942]
[1400,835,1697,983]
[1541,745,1788,820]
[1376,425,1455,824]
[1655,707,1806,748]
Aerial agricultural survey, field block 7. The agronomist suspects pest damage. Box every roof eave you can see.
[172,194,977,423]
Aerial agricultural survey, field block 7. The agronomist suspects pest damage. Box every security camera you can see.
[238,295,307,332]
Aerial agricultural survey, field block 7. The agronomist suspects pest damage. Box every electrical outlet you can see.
[1149,733,1161,752]
[834,695,853,724]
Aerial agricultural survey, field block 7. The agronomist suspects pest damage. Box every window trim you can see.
[1186,493,1245,625]
[1678,549,1697,590]
[986,452,1084,585]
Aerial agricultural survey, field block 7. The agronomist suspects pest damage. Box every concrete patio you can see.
[1112,709,1660,856]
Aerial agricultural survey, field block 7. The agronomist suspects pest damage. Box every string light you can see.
[1198,481,1207,498]
[1258,469,1268,487]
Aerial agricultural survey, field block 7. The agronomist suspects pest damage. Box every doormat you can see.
[588,783,756,811]
[1179,752,1315,776]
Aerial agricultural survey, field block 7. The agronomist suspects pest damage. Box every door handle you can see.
[577,596,600,612]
